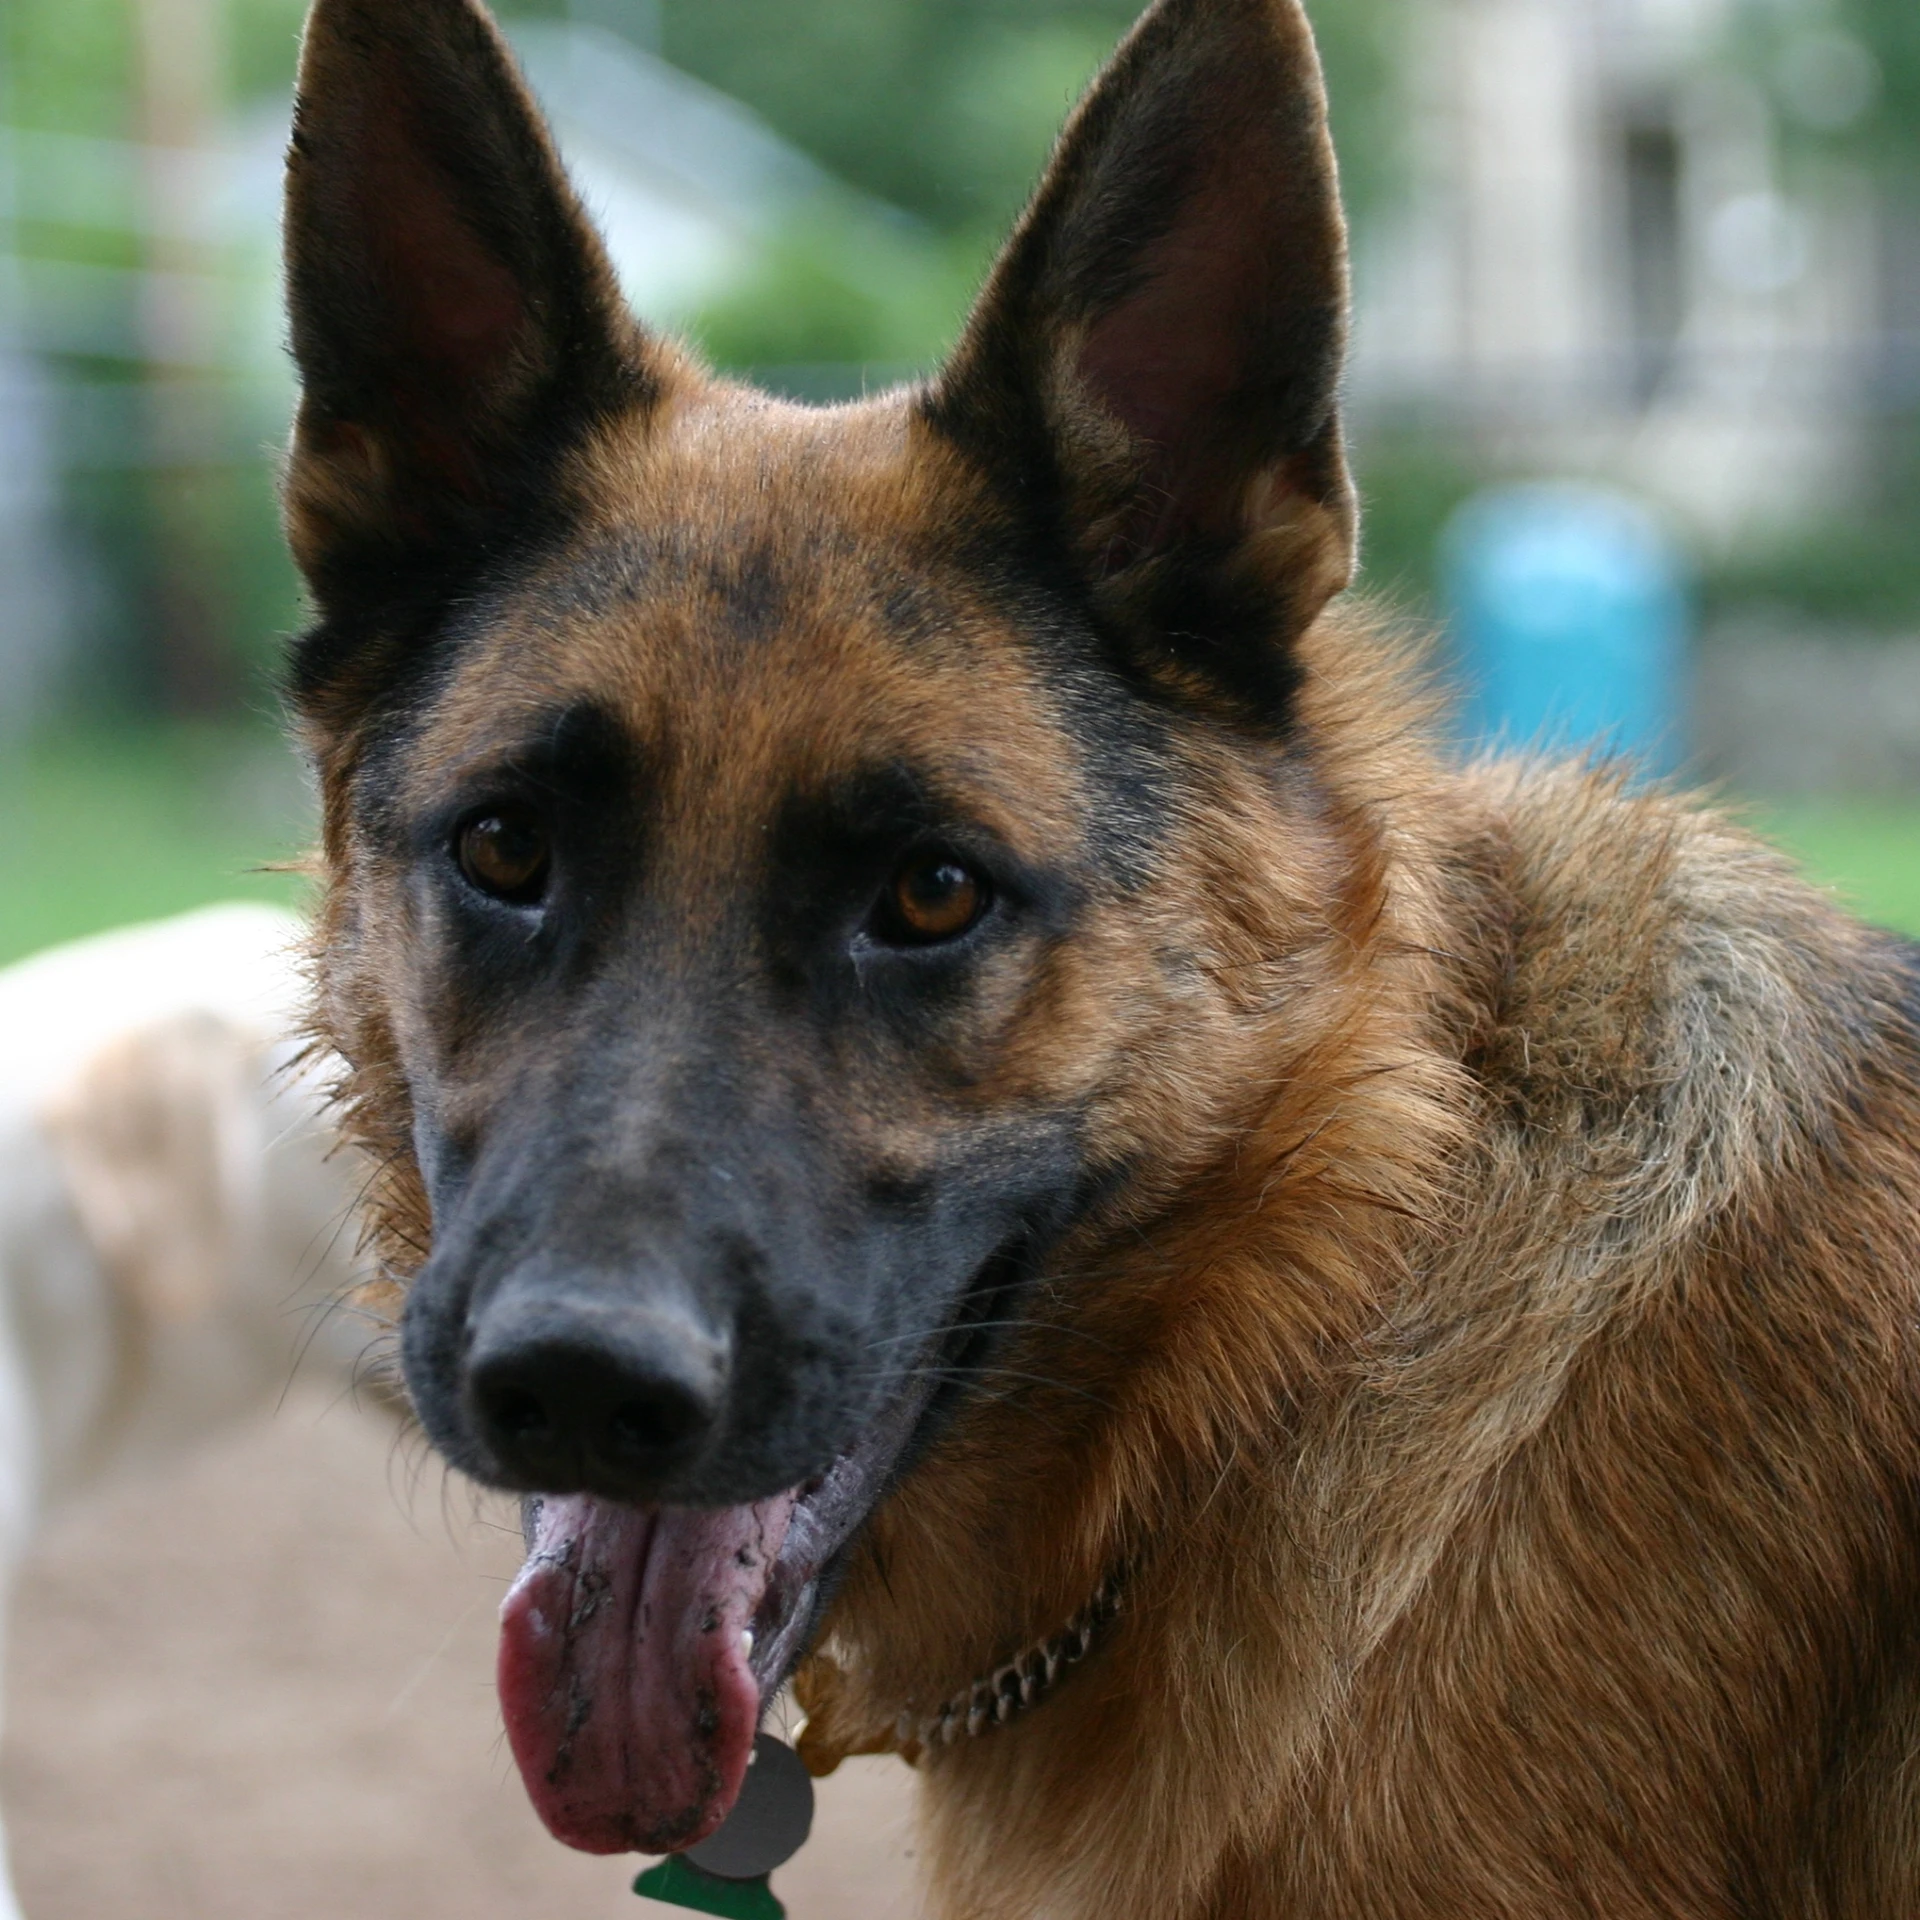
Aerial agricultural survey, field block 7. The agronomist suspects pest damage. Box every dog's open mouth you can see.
[496,1368,935,1855]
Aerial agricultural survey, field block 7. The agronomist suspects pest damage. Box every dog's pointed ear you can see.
[927,0,1354,723]
[282,0,661,649]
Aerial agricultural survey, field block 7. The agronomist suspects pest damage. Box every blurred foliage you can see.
[1726,0,1917,163]
[624,0,1399,237]
[1703,0,1920,647]
[1702,515,1920,629]
[1710,442,1920,635]
[1804,0,1918,164]
[2,0,311,719]
[688,220,982,389]
[1,0,129,140]
[1349,431,1490,616]
[3,0,300,134]
[229,0,309,104]
[1717,0,1920,631]
[517,0,1405,377]
[8,0,1402,230]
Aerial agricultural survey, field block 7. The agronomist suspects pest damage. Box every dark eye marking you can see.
[410,699,646,924]
[758,762,1054,996]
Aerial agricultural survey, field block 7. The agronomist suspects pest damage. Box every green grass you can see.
[0,726,313,968]
[1758,802,1920,939]
[3,731,1918,973]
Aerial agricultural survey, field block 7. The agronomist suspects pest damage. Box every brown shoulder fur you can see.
[801,612,1920,1919]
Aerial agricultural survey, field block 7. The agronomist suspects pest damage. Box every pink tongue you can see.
[497,1490,797,1855]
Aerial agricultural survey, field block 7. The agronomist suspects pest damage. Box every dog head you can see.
[283,0,1355,1856]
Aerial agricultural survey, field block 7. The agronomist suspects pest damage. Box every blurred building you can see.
[1352,0,1896,545]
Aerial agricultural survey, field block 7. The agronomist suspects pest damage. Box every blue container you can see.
[1442,483,1689,772]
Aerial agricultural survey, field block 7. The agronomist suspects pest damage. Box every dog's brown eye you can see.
[880,851,988,945]
[457,808,551,904]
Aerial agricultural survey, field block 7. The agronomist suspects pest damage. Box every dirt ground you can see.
[1,1385,924,1919]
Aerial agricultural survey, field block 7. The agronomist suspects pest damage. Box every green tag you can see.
[633,1854,786,1919]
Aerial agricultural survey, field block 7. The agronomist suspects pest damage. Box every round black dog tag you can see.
[683,1734,815,1882]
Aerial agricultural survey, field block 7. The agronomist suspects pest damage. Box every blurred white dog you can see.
[0,904,375,1919]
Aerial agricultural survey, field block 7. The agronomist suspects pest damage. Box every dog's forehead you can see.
[409,386,1086,838]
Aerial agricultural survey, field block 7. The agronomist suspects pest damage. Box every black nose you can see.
[465,1289,728,1498]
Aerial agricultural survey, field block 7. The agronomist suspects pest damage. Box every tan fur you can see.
[42,1015,266,1324]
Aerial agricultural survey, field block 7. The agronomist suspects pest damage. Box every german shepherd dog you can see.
[279,0,1920,1911]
